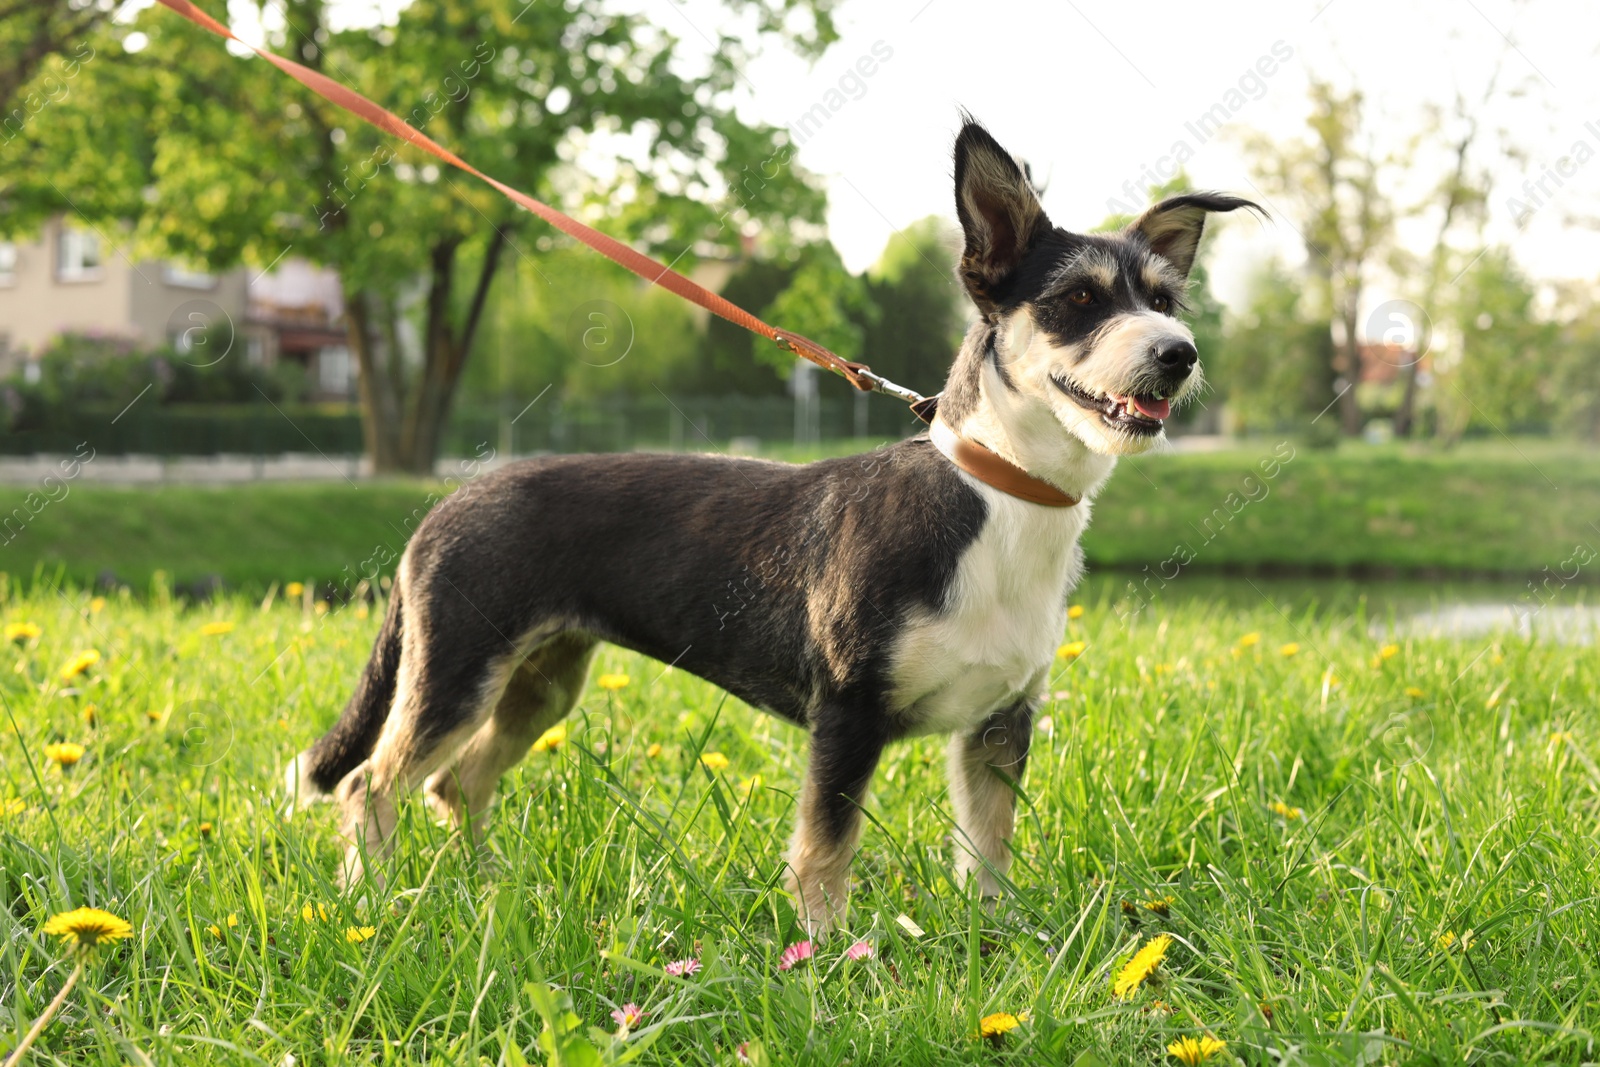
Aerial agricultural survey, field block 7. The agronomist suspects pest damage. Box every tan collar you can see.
[929,416,1079,507]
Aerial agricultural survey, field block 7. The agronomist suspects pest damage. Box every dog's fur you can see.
[287,119,1258,932]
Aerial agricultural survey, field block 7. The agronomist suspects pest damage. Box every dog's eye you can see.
[1151,294,1171,313]
[1067,288,1095,307]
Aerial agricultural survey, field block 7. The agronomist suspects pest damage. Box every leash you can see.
[153,0,1078,507]
[153,0,925,410]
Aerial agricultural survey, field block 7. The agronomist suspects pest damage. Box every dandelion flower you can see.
[344,925,376,943]
[1379,643,1400,660]
[1278,642,1299,657]
[1269,801,1303,820]
[1068,604,1085,620]
[6,621,41,642]
[198,621,235,636]
[646,742,663,758]
[1113,933,1171,998]
[2,798,26,817]
[227,913,239,928]
[738,774,763,797]
[301,903,330,923]
[42,907,133,954]
[1237,632,1260,648]
[285,582,305,598]
[597,673,630,691]
[208,924,223,938]
[45,742,85,767]
[610,1002,646,1029]
[1404,686,1425,698]
[82,704,98,727]
[58,649,100,681]
[198,821,214,838]
[1142,896,1174,915]
[975,1012,1025,1044]
[699,751,730,773]
[89,596,106,614]
[777,940,813,971]
[1057,640,1087,660]
[845,940,874,961]
[663,957,700,977]
[531,722,567,753]
[1167,1034,1226,1064]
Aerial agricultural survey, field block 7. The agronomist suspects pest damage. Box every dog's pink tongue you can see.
[1132,395,1170,420]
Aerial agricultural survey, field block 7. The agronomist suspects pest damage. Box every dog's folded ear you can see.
[1128,193,1264,279]
[954,119,1049,319]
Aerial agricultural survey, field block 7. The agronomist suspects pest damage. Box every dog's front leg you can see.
[948,702,1033,898]
[785,711,886,936]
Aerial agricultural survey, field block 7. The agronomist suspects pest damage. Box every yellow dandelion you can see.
[227,913,239,928]
[1142,895,1174,915]
[285,582,305,598]
[699,751,730,773]
[1404,686,1426,699]
[300,903,331,923]
[6,620,41,642]
[975,1011,1025,1043]
[738,774,763,797]
[89,596,106,614]
[1278,642,1299,657]
[2,798,26,817]
[597,673,630,691]
[1437,929,1475,952]
[1550,730,1574,746]
[1379,643,1400,660]
[1238,632,1260,648]
[313,601,329,616]
[1068,604,1085,620]
[42,907,133,953]
[82,704,98,727]
[207,924,222,938]
[345,925,376,943]
[198,621,235,636]
[58,649,100,681]
[1167,1034,1227,1064]
[1057,640,1088,660]
[646,742,663,758]
[1113,933,1171,998]
[1269,801,1303,820]
[531,722,567,753]
[198,821,214,838]
[45,742,85,767]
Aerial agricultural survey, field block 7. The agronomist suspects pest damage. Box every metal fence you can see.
[1,392,922,457]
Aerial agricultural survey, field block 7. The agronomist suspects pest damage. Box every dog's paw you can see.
[281,750,332,816]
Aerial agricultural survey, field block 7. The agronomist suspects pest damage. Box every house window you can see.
[162,262,216,289]
[57,226,102,281]
[318,345,352,395]
[0,242,15,286]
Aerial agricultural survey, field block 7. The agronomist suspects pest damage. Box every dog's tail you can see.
[283,579,405,809]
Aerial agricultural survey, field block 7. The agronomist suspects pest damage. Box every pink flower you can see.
[610,1003,646,1029]
[777,940,814,971]
[663,957,700,977]
[845,940,874,961]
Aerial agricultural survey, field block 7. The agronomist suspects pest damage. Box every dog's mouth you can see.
[1052,376,1170,435]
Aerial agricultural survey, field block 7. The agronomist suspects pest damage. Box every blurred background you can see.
[1,0,1596,615]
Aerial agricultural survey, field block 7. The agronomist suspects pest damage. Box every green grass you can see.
[5,439,1597,590]
[3,578,1597,1064]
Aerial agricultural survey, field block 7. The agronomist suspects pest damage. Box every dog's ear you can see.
[954,119,1049,318]
[1127,193,1263,279]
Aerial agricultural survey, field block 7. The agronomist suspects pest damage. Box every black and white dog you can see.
[288,119,1258,933]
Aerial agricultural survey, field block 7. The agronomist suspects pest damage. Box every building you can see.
[0,216,353,400]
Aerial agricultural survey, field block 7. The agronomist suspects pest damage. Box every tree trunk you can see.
[1392,361,1420,436]
[1337,299,1364,436]
[345,292,405,472]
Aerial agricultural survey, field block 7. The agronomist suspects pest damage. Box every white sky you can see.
[640,0,1600,310]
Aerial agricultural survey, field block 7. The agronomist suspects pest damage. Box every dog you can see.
[286,118,1259,933]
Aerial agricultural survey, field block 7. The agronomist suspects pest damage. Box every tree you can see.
[857,215,965,399]
[0,0,114,121]
[1247,80,1394,436]
[4,0,836,472]
[1215,259,1332,435]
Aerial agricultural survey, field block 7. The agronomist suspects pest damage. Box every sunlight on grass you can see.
[1,578,1596,1063]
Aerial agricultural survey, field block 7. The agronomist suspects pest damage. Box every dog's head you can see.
[953,119,1260,456]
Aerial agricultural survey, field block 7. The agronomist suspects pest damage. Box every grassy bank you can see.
[1,584,1595,1063]
[3,439,1597,590]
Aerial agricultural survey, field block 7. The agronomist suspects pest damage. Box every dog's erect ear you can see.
[1127,193,1263,279]
[954,120,1049,317]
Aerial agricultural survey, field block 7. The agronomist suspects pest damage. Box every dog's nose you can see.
[1154,340,1198,372]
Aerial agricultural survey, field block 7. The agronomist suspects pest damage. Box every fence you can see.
[0,393,924,457]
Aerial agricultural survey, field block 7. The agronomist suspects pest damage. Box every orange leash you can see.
[153,0,929,411]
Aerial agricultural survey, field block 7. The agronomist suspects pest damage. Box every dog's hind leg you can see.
[947,702,1033,898]
[786,709,887,935]
[423,631,598,839]
[332,605,537,888]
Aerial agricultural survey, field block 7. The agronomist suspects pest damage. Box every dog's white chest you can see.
[888,487,1089,735]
